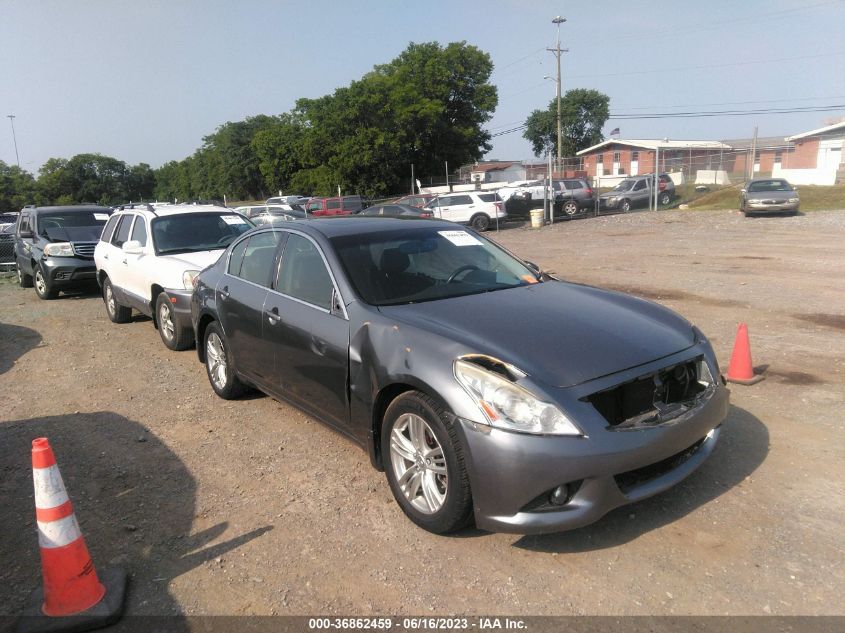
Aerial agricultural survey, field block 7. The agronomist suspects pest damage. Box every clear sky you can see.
[1,0,844,173]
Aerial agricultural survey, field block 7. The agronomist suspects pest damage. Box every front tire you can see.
[17,263,33,288]
[103,277,132,323]
[204,321,247,399]
[156,293,193,351]
[382,391,473,534]
[658,192,671,205]
[563,200,579,216]
[33,265,58,300]
[620,199,631,213]
[469,213,491,232]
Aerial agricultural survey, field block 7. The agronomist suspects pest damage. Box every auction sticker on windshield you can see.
[438,230,482,246]
[94,213,110,221]
[221,215,248,225]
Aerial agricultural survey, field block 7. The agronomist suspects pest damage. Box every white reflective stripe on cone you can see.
[38,514,82,549]
[33,464,69,510]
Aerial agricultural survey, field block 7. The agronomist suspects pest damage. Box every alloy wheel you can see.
[105,284,116,316]
[159,302,175,341]
[206,332,228,390]
[389,413,448,514]
[35,270,46,295]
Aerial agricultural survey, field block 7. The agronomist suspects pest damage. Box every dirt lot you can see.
[1,209,843,619]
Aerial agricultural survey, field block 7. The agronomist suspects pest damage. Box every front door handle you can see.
[265,307,280,325]
[219,286,230,299]
[122,258,127,265]
[103,253,109,260]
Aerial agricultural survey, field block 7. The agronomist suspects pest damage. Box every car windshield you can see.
[748,180,793,193]
[331,227,541,306]
[612,180,636,192]
[151,212,253,254]
[37,211,109,235]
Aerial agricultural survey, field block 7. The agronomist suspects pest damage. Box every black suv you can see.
[505,178,595,219]
[14,205,113,299]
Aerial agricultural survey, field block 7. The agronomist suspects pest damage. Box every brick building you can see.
[575,139,731,180]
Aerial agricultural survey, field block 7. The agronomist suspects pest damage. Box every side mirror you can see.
[740,189,746,194]
[792,186,799,191]
[122,240,142,255]
[19,229,34,239]
[524,261,541,274]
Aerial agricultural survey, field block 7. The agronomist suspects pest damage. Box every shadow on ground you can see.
[0,323,42,375]
[512,404,768,552]
[0,412,272,628]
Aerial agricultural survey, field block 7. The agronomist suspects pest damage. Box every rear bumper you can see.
[456,382,729,534]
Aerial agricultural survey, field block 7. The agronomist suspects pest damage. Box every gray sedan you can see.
[740,178,800,215]
[191,218,728,534]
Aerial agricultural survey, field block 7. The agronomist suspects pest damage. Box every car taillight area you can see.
[584,356,714,429]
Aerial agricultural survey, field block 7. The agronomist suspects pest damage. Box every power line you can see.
[568,50,845,80]
[616,95,845,111]
[487,104,845,137]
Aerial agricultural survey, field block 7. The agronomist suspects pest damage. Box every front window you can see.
[748,180,793,193]
[331,227,541,306]
[151,212,252,255]
[612,179,636,192]
[37,211,110,238]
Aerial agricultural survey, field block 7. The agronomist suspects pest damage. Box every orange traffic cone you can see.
[726,323,765,385]
[19,438,126,633]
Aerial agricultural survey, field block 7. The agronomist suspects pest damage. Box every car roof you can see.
[27,205,113,214]
[261,216,459,238]
[117,204,234,218]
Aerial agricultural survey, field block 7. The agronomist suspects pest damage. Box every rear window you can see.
[101,215,120,242]
[477,193,503,203]
[327,199,341,210]
[563,181,583,190]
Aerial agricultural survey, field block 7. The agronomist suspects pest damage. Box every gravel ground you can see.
[0,209,843,619]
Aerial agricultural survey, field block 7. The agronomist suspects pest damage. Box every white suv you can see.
[94,204,253,350]
[423,192,506,231]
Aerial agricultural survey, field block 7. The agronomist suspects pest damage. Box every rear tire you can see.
[382,391,473,534]
[156,293,194,351]
[204,321,247,400]
[33,265,58,300]
[658,192,671,205]
[563,201,579,216]
[469,214,491,232]
[103,277,132,323]
[17,263,33,288]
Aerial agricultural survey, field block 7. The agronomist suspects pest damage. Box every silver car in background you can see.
[740,178,800,216]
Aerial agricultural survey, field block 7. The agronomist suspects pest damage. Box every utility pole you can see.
[548,16,567,175]
[749,125,758,180]
[411,164,415,194]
[7,115,20,167]
[445,161,449,190]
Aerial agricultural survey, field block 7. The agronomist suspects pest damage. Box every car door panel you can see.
[264,233,350,429]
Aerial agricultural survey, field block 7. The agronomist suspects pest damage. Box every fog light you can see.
[549,485,572,506]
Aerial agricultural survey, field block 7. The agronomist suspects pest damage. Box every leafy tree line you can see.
[0,155,155,210]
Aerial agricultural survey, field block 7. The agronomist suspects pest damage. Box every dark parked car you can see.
[359,203,434,218]
[14,205,113,299]
[191,218,728,534]
[505,178,595,219]
[392,194,434,208]
[740,178,799,216]
[0,213,19,269]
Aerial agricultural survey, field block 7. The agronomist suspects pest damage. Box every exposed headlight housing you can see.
[44,242,74,257]
[788,197,799,203]
[182,270,200,289]
[453,359,583,436]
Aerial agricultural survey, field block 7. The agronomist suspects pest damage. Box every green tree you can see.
[0,161,40,210]
[128,163,156,201]
[523,89,610,157]
[251,113,308,194]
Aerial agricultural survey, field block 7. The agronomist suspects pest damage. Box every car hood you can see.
[378,281,695,388]
[159,250,223,270]
[747,190,795,201]
[600,189,635,198]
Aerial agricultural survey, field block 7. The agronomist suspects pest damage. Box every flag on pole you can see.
[610,127,620,136]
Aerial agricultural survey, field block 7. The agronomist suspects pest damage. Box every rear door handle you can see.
[103,253,109,260]
[122,259,127,265]
[265,307,280,325]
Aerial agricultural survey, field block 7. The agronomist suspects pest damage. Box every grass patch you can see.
[686,183,845,211]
